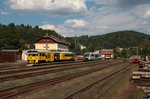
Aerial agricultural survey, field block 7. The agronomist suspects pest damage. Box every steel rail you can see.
[0,61,126,98]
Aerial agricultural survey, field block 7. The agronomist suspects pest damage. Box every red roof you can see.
[34,36,68,45]
[100,50,114,55]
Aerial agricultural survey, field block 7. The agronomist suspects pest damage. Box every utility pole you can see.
[137,47,138,55]
[126,48,128,58]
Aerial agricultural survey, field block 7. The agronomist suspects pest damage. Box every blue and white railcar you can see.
[84,52,101,61]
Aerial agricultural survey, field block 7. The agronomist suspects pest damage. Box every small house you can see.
[0,49,22,62]
[100,49,114,59]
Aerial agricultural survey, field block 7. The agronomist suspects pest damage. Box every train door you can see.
[50,52,54,62]
[39,52,46,62]
[45,52,49,62]
[84,53,90,60]
[39,52,42,61]
[59,53,63,60]
[63,53,68,60]
[54,53,60,61]
[45,52,54,62]
[90,53,95,60]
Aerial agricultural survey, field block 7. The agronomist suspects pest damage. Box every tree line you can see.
[66,30,150,57]
[1,23,150,57]
[0,23,63,50]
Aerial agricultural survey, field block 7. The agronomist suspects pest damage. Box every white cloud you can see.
[101,25,108,29]
[4,0,150,36]
[40,9,142,36]
[56,26,75,37]
[144,10,150,18]
[39,19,88,37]
[64,19,88,28]
[92,0,118,7]
[37,1,150,37]
[7,0,87,15]
[87,10,139,33]
[0,10,8,15]
[93,0,150,7]
[39,24,56,30]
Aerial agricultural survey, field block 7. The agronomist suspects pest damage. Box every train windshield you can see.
[84,53,90,57]
[28,53,38,56]
[132,55,140,58]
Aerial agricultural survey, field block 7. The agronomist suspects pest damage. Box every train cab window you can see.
[47,54,50,58]
[95,54,98,58]
[28,54,32,56]
[39,53,45,56]
[54,53,60,56]
[91,54,94,57]
[84,54,89,57]
[28,54,38,56]
[42,53,45,56]
[39,53,42,56]
[33,54,38,56]
[64,54,73,57]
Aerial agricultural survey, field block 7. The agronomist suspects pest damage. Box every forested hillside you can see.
[0,23,149,52]
[66,31,150,51]
[0,23,63,50]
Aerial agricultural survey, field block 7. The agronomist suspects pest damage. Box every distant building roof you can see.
[100,49,114,55]
[116,47,123,52]
[1,49,22,52]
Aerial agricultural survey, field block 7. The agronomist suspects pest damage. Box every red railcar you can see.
[132,55,141,63]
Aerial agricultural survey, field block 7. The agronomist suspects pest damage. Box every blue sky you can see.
[1,0,150,37]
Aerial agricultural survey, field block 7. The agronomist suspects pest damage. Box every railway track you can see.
[0,61,127,98]
[134,79,150,86]
[0,60,119,82]
[134,79,150,96]
[132,60,150,98]
[0,60,88,70]
[0,60,92,70]
[63,66,129,99]
[0,59,108,70]
[0,60,112,75]
[138,69,150,72]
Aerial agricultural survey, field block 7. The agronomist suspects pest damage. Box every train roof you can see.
[1,49,22,52]
[26,49,74,54]
[27,49,52,53]
[53,51,74,54]
[132,55,141,58]
[84,52,99,54]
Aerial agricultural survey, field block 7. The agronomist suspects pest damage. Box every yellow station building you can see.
[34,35,69,51]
